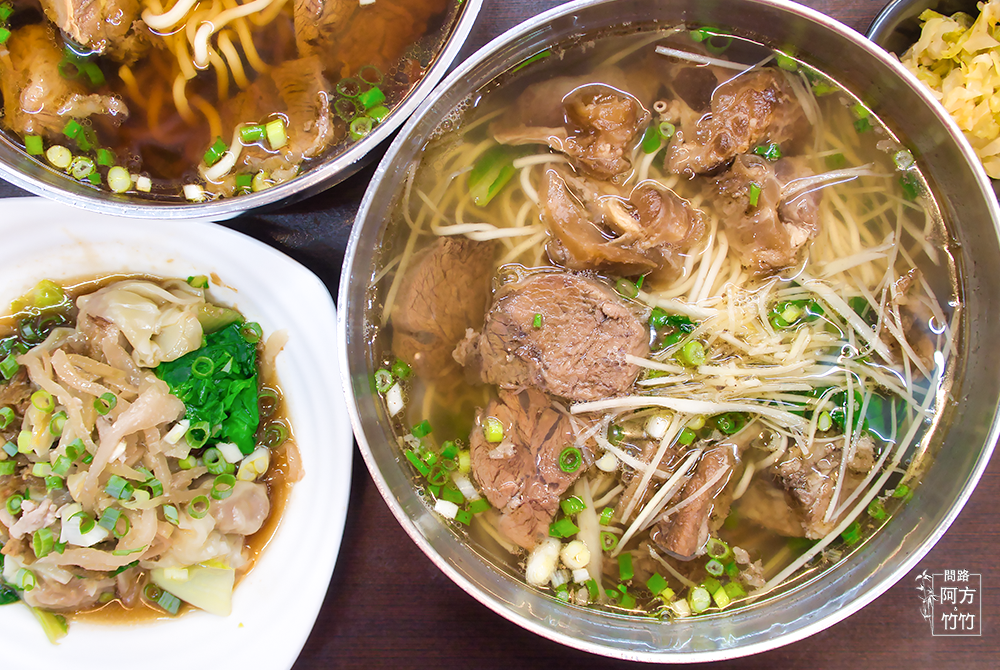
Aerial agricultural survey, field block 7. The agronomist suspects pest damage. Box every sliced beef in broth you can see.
[39,0,147,61]
[454,272,648,402]
[666,68,809,175]
[540,167,705,281]
[0,24,129,138]
[712,154,821,272]
[469,388,587,549]
[492,70,650,181]
[392,237,496,381]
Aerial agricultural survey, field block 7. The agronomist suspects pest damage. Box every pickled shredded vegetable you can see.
[900,1,1000,177]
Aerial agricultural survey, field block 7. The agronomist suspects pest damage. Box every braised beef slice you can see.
[666,68,809,175]
[293,0,448,76]
[222,55,340,180]
[770,433,874,540]
[39,0,146,61]
[469,388,584,549]
[712,154,820,273]
[650,425,762,560]
[883,268,937,372]
[392,237,495,381]
[540,167,705,282]
[0,24,129,137]
[492,70,650,181]
[454,272,648,402]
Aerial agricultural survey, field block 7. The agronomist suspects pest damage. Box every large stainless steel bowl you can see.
[338,0,1000,660]
[0,0,482,220]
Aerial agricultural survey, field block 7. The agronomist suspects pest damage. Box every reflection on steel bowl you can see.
[341,0,1000,661]
[0,0,482,219]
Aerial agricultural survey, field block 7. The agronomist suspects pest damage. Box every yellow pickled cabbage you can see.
[900,1,1000,177]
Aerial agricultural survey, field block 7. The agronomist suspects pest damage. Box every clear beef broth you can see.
[0,0,463,201]
[369,25,960,616]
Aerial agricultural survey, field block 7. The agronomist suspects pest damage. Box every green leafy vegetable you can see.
[155,322,260,455]
[468,145,518,207]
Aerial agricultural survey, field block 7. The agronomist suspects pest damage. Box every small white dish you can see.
[0,197,351,670]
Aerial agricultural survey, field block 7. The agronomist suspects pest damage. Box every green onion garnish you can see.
[840,520,862,545]
[204,136,228,166]
[706,537,732,561]
[62,119,84,139]
[599,507,614,525]
[560,495,586,515]
[533,313,543,329]
[94,392,117,415]
[31,390,54,413]
[0,460,14,476]
[357,86,386,110]
[615,277,638,299]
[188,495,211,519]
[105,474,134,500]
[49,411,67,435]
[867,499,887,520]
[211,473,237,500]
[374,369,393,394]
[748,182,761,207]
[468,498,490,515]
[45,475,63,491]
[73,511,95,534]
[186,421,211,449]
[239,124,266,143]
[203,447,232,475]
[705,558,725,576]
[191,355,215,378]
[65,439,84,461]
[240,321,263,344]
[349,116,373,142]
[0,406,14,428]
[0,353,18,380]
[96,148,116,166]
[753,142,782,161]
[640,125,661,154]
[24,135,44,156]
[676,340,706,367]
[368,105,391,124]
[265,119,287,150]
[600,530,619,551]
[6,493,23,516]
[618,552,634,581]
[608,424,624,446]
[678,427,696,445]
[548,517,580,538]
[163,504,179,525]
[558,446,582,473]
[646,573,668,595]
[391,359,411,379]
[483,416,504,443]
[263,422,289,448]
[411,420,432,438]
[32,528,54,559]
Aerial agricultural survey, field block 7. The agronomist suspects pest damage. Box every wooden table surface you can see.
[1,1,996,668]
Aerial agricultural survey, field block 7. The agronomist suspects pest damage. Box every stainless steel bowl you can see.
[0,0,482,220]
[339,0,1000,660]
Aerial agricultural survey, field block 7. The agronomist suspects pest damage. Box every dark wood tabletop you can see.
[1,1,997,668]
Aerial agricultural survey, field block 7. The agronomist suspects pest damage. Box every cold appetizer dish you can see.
[0,276,297,641]
[368,27,958,618]
[0,0,463,201]
[897,0,1000,177]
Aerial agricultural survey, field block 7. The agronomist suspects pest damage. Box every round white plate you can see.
[0,197,350,670]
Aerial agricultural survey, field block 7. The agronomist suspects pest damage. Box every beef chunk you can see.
[392,237,495,381]
[492,70,650,181]
[454,272,648,402]
[540,167,705,283]
[650,424,762,560]
[771,433,875,539]
[40,0,146,61]
[712,154,820,273]
[0,24,129,138]
[293,0,448,75]
[469,388,585,549]
[665,68,809,175]
[220,55,339,184]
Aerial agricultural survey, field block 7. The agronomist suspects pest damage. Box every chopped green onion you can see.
[615,278,638,299]
[96,148,116,166]
[70,155,96,180]
[31,389,54,413]
[825,153,847,170]
[714,412,746,435]
[187,495,210,519]
[0,406,14,428]
[841,520,862,545]
[105,474,134,500]
[14,568,36,592]
[724,581,746,600]
[367,105,391,124]
[899,172,922,201]
[374,369,394,393]
[65,439,84,461]
[0,460,14,476]
[349,116,373,141]
[468,498,490,515]
[33,528,55,559]
[548,517,579,538]
[705,558,725,576]
[411,420,432,438]
[263,422,289,449]
[81,61,104,87]
[204,136,227,166]
[599,507,614,525]
[640,125,661,154]
[240,321,263,343]
[585,578,599,601]
[440,441,458,460]
[711,584,731,608]
[484,416,504,443]
[775,52,798,71]
[357,86,386,110]
[404,449,430,476]
[600,530,619,551]
[2,441,17,457]
[753,142,782,160]
[894,149,915,170]
[31,463,51,477]
[817,411,833,432]
[677,340,706,367]
[50,411,68,435]
[854,116,873,133]
[336,77,362,98]
[867,498,887,520]
[748,182,761,207]
[560,495,586,515]
[107,166,132,193]
[265,119,287,150]
[468,144,517,207]
[533,313,543,329]
[558,446,582,473]
[46,145,73,169]
[892,483,912,500]
[688,585,711,613]
[17,430,32,453]
[646,573,668,595]
[190,356,215,378]
[163,504,180,525]
[177,455,197,470]
[240,124,266,143]
[658,121,676,140]
[98,507,130,537]
[618,552,634,581]
[211,473,237,500]
[677,427,696,445]
[0,27,8,45]
[145,477,164,498]
[94,392,117,415]
[63,119,84,139]
[391,359,411,380]
[203,448,234,475]
[455,509,472,525]
[705,537,732,561]
[6,493,24,515]
[50,455,71,476]
[186,421,211,449]
[24,135,44,156]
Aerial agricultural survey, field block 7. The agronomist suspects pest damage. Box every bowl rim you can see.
[338,0,1000,661]
[0,0,484,220]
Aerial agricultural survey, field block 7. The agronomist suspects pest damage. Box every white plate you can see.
[0,197,350,669]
